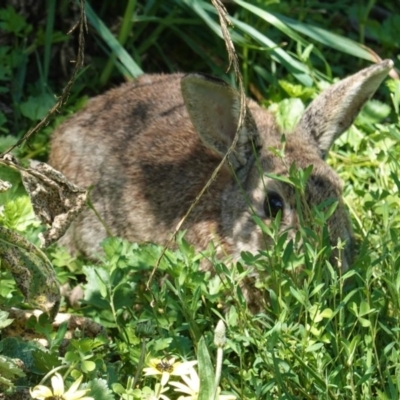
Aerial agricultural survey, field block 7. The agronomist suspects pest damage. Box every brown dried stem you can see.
[0,0,87,158]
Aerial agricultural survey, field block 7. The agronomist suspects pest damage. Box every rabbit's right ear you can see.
[181,74,258,169]
[297,59,393,158]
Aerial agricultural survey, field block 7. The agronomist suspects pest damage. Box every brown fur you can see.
[49,61,393,308]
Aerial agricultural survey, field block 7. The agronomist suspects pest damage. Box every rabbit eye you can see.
[264,191,284,219]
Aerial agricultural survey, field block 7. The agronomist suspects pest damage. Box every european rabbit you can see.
[49,60,392,283]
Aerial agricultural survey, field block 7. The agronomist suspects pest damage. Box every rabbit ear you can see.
[181,74,258,169]
[297,59,393,158]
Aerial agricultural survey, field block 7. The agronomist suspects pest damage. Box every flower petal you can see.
[30,385,54,399]
[173,361,198,376]
[51,373,65,396]
[161,371,170,386]
[147,358,162,368]
[170,381,195,395]
[64,374,83,396]
[186,368,200,390]
[176,368,200,392]
[143,367,161,376]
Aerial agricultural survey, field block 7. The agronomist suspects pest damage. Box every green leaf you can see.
[0,6,32,36]
[319,308,333,319]
[273,98,305,132]
[198,336,215,400]
[83,266,111,310]
[264,173,294,186]
[0,310,13,330]
[1,337,40,373]
[0,355,25,379]
[306,342,324,352]
[348,335,361,365]
[0,354,25,391]
[356,100,392,129]
[386,79,400,115]
[111,382,125,394]
[0,195,39,231]
[279,80,316,100]
[289,287,306,305]
[64,351,80,363]
[19,93,56,121]
[26,313,53,341]
[358,317,371,328]
[152,337,173,352]
[32,349,60,373]
[83,378,114,400]
[359,301,371,316]
[82,360,96,373]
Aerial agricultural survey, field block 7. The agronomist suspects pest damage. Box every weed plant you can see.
[0,1,400,399]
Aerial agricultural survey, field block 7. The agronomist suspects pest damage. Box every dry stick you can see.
[146,0,247,290]
[0,0,87,159]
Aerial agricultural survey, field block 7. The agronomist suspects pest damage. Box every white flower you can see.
[169,367,199,399]
[170,367,236,400]
[142,383,171,400]
[143,358,198,386]
[30,373,93,400]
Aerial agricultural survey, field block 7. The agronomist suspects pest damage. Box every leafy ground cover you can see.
[0,1,400,399]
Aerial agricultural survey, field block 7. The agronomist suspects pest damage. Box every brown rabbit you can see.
[49,60,392,284]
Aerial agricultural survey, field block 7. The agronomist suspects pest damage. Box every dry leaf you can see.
[20,161,87,248]
[0,226,60,319]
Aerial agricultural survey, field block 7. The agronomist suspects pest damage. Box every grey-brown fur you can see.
[49,61,393,305]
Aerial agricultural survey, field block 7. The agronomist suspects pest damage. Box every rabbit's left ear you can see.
[181,73,258,169]
[296,60,393,158]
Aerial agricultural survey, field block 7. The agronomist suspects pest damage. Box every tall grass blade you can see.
[44,0,56,84]
[99,0,137,85]
[231,19,313,86]
[84,1,143,79]
[273,12,376,61]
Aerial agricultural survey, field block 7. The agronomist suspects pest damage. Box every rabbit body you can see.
[50,61,393,275]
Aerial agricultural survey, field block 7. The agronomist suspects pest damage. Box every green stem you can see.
[86,187,114,238]
[132,338,147,388]
[213,347,223,400]
[37,365,69,386]
[44,0,56,84]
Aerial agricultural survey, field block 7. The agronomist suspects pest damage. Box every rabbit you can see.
[49,60,393,305]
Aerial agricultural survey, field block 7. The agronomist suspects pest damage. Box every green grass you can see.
[1,0,400,399]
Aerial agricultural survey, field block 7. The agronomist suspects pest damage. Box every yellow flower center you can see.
[156,360,174,373]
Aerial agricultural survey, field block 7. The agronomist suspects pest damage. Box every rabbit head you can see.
[180,60,393,270]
